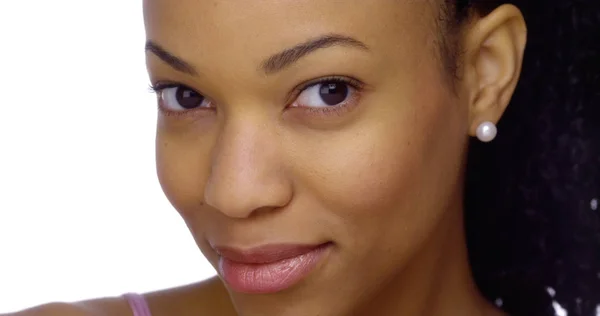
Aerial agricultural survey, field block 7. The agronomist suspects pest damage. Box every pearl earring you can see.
[476,121,497,143]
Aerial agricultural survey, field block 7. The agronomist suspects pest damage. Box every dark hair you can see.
[446,0,600,315]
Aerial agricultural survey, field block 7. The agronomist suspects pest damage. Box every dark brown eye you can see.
[160,86,211,111]
[296,80,353,108]
[319,82,349,106]
[175,87,204,109]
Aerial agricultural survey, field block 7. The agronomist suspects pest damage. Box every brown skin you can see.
[8,1,526,316]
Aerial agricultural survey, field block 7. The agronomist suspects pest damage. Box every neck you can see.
[354,203,503,316]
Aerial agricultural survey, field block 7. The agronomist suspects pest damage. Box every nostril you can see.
[203,171,293,220]
[203,124,293,219]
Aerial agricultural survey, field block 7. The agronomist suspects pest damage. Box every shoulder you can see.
[143,277,237,316]
[3,277,236,316]
[3,296,131,316]
[1,303,89,316]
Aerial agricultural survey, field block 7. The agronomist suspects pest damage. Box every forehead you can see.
[143,0,435,64]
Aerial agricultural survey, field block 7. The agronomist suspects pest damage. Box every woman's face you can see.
[145,0,471,314]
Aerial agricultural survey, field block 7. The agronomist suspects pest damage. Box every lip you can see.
[215,242,332,294]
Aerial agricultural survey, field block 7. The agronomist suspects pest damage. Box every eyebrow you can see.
[260,34,369,74]
[145,34,369,76]
[145,41,198,76]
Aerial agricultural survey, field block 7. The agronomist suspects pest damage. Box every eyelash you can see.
[290,76,365,116]
[148,75,366,118]
[148,82,210,118]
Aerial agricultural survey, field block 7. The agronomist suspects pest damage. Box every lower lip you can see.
[218,244,331,294]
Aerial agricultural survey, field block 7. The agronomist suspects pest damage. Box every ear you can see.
[461,4,527,136]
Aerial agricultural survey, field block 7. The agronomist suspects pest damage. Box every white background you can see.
[0,1,215,313]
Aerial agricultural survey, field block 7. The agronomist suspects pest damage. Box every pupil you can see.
[319,82,349,106]
[176,87,204,109]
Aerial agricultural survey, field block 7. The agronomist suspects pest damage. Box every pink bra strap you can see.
[123,293,152,316]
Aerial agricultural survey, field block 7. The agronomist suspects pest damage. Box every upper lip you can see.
[214,243,330,264]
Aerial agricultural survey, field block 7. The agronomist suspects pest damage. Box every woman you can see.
[9,0,599,315]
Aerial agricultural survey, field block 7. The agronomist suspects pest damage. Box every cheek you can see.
[291,84,467,252]
[155,126,212,217]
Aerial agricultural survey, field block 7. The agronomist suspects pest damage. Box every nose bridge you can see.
[204,114,291,218]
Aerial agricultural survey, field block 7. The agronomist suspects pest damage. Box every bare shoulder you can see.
[2,277,236,316]
[2,295,131,316]
[143,277,237,316]
[0,303,89,316]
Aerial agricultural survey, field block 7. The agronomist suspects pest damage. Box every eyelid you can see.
[286,75,366,105]
[148,81,215,118]
[149,81,197,93]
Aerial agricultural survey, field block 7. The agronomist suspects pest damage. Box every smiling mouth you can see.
[215,242,333,294]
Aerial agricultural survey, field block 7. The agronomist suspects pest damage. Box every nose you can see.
[203,116,292,219]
